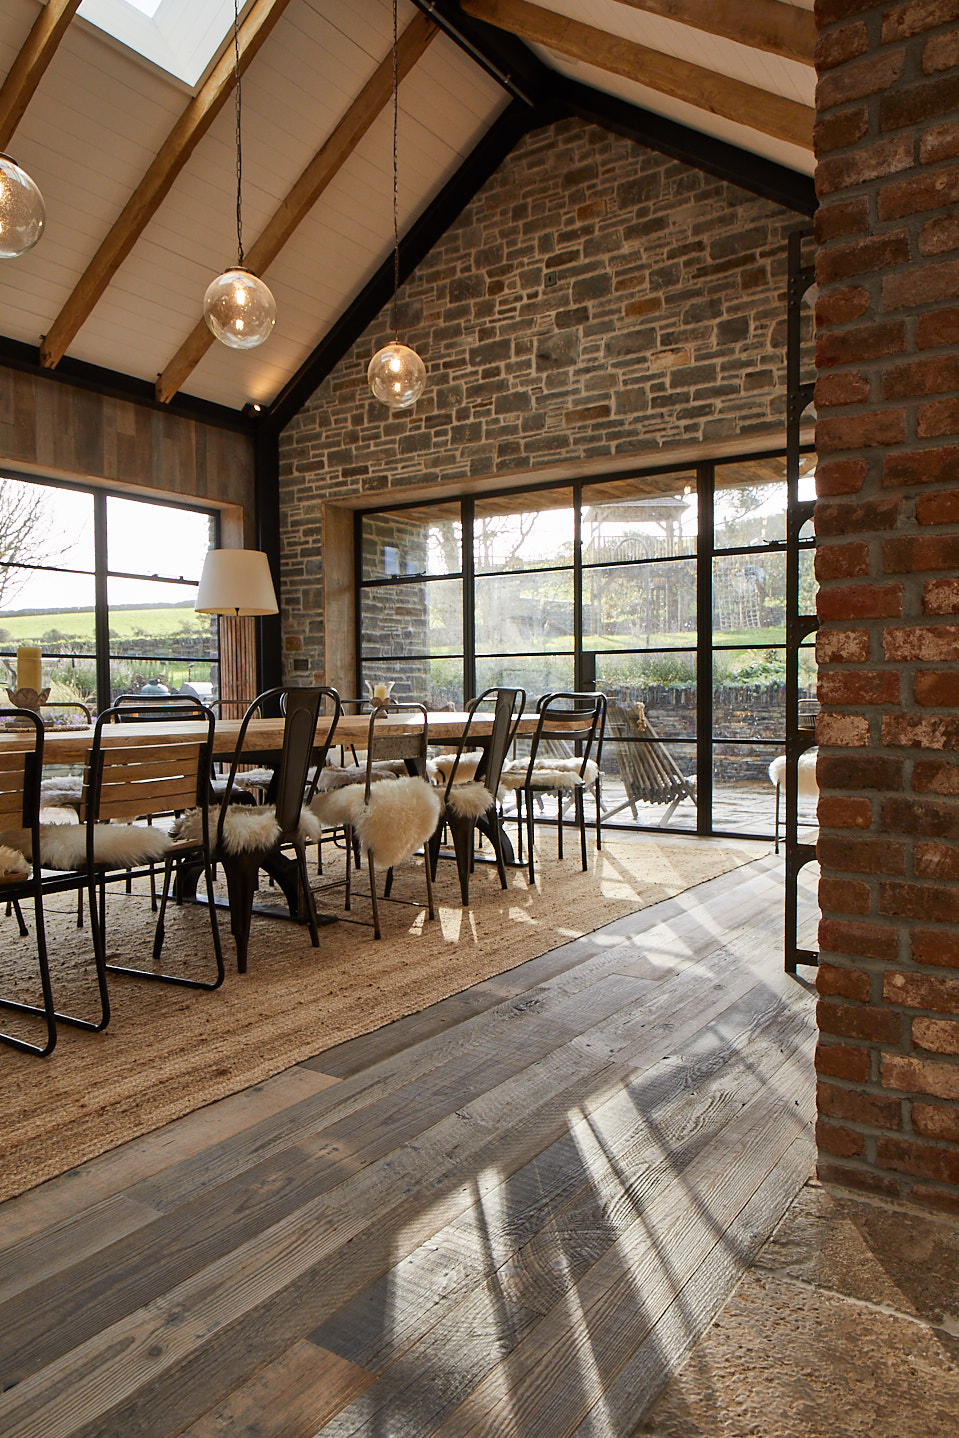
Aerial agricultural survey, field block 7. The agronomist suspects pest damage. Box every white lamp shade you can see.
[195,549,278,616]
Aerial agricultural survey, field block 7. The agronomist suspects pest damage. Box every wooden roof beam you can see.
[39,0,294,371]
[155,9,437,404]
[611,0,815,67]
[0,0,82,149]
[460,0,814,150]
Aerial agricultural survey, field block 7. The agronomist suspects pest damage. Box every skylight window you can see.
[78,0,236,87]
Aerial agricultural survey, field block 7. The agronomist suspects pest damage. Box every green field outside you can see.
[0,606,209,643]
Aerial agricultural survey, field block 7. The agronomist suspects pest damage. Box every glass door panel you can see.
[582,472,697,558]
[361,577,463,661]
[583,558,697,649]
[474,571,575,655]
[473,491,574,572]
[361,502,461,581]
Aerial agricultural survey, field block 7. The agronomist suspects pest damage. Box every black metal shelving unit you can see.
[785,226,818,973]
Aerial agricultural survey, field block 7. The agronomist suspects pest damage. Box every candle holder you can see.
[366,679,395,707]
[5,685,50,715]
[3,686,50,728]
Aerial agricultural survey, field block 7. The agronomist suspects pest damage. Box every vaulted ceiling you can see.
[0,0,816,418]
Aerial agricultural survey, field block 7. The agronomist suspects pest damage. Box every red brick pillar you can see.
[814,0,959,1214]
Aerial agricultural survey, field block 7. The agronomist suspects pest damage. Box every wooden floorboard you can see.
[0,854,819,1438]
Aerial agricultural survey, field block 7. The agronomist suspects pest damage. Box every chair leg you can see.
[525,784,536,886]
[0,887,58,1057]
[11,899,28,938]
[427,824,442,881]
[345,825,353,911]
[774,781,781,855]
[292,840,320,949]
[488,813,509,892]
[447,811,474,906]
[423,838,436,921]
[595,777,602,853]
[367,852,381,940]
[577,786,588,871]
[221,851,259,974]
[557,789,564,861]
[80,874,112,1033]
[152,855,175,960]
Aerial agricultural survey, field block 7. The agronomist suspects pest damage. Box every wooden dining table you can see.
[0,708,544,946]
[5,710,537,766]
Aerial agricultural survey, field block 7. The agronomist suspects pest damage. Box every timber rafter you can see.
[38,0,295,371]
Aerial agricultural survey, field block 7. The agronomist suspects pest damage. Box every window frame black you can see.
[0,469,220,712]
[355,447,815,840]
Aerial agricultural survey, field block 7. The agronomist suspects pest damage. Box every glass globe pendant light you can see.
[202,0,275,350]
[368,0,425,411]
[0,153,45,259]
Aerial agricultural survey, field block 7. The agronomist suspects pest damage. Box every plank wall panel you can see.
[0,364,254,525]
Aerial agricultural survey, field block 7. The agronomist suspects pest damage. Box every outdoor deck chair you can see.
[604,701,697,826]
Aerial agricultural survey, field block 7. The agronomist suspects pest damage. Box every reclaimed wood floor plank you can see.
[176,1340,375,1438]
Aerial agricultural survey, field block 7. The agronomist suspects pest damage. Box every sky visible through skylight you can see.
[119,0,164,19]
[78,0,234,87]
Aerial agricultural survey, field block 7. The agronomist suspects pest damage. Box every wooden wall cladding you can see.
[0,364,255,529]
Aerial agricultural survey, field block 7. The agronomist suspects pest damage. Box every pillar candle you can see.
[16,646,42,692]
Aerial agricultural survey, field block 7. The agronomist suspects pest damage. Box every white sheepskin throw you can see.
[0,844,29,882]
[444,780,495,821]
[232,767,275,791]
[768,749,819,797]
[0,824,172,870]
[176,804,322,855]
[499,757,599,791]
[317,761,405,792]
[354,777,441,869]
[38,806,80,826]
[427,751,484,785]
[39,776,84,809]
[309,784,367,829]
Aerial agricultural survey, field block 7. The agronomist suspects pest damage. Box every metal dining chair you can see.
[429,687,526,904]
[500,691,607,885]
[190,686,341,972]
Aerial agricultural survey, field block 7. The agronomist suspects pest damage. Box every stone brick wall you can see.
[814,0,959,1215]
[279,116,805,675]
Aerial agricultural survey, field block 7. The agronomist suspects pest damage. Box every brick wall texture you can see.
[279,117,803,671]
[814,0,959,1215]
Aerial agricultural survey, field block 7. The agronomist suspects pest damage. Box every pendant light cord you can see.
[233,0,244,268]
[390,0,399,339]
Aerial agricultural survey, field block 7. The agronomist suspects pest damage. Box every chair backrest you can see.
[87,697,217,825]
[40,700,93,723]
[362,701,430,801]
[220,686,341,841]
[112,692,194,722]
[444,687,526,800]
[530,691,607,775]
[0,709,43,866]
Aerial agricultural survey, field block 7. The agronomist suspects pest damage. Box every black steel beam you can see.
[267,96,559,431]
[410,0,552,105]
[557,76,817,217]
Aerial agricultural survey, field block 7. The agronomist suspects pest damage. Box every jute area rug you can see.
[0,835,763,1202]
